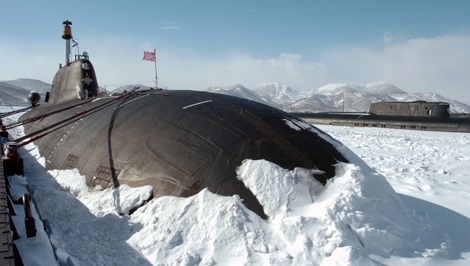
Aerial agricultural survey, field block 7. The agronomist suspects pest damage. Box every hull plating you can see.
[21,90,348,217]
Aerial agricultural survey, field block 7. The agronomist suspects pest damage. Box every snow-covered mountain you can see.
[3,78,51,94]
[252,83,301,106]
[0,81,31,106]
[2,78,470,114]
[346,82,406,95]
[306,83,470,113]
[284,83,399,112]
[206,84,270,104]
[205,82,470,114]
[392,92,468,113]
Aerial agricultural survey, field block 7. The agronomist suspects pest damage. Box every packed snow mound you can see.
[28,156,448,265]
[238,160,449,264]
[125,159,448,265]
[52,168,153,215]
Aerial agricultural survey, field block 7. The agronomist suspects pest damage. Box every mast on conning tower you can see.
[62,20,73,65]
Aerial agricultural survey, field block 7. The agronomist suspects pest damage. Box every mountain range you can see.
[206,82,470,114]
[1,79,470,114]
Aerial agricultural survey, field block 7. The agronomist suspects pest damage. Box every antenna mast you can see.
[62,20,73,65]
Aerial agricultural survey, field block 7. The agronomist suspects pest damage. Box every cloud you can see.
[0,41,63,82]
[2,33,470,105]
[324,35,470,103]
[88,49,335,91]
[93,33,470,104]
[159,21,180,30]
[158,53,334,90]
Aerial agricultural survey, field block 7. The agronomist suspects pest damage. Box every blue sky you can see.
[1,1,470,104]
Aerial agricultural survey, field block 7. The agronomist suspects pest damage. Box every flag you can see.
[142,51,156,62]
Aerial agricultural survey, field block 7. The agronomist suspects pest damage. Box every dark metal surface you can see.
[48,59,99,104]
[21,90,348,218]
[369,101,450,117]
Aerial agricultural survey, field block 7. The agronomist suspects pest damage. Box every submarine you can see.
[293,101,470,133]
[14,21,349,218]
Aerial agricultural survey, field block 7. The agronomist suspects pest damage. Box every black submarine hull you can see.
[20,90,348,217]
[292,112,470,133]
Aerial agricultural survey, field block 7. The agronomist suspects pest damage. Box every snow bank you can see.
[21,150,451,265]
[237,159,450,265]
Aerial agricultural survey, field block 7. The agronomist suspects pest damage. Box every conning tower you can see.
[48,20,99,104]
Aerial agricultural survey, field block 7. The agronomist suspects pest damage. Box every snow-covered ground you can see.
[317,125,470,265]
[4,111,470,265]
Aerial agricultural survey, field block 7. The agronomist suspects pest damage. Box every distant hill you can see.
[3,78,51,94]
[0,81,30,106]
[0,78,51,106]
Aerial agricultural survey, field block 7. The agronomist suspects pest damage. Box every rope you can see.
[4,100,93,130]
[15,88,140,147]
[0,106,32,119]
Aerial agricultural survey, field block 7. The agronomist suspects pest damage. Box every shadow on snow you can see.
[19,146,152,265]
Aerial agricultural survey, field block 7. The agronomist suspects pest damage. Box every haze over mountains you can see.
[1,78,470,114]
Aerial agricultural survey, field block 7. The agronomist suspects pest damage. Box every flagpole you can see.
[154,49,158,89]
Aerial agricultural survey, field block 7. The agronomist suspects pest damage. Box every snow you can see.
[253,83,300,105]
[3,112,470,265]
[9,175,57,266]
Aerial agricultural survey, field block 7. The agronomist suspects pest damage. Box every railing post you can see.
[23,194,36,238]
